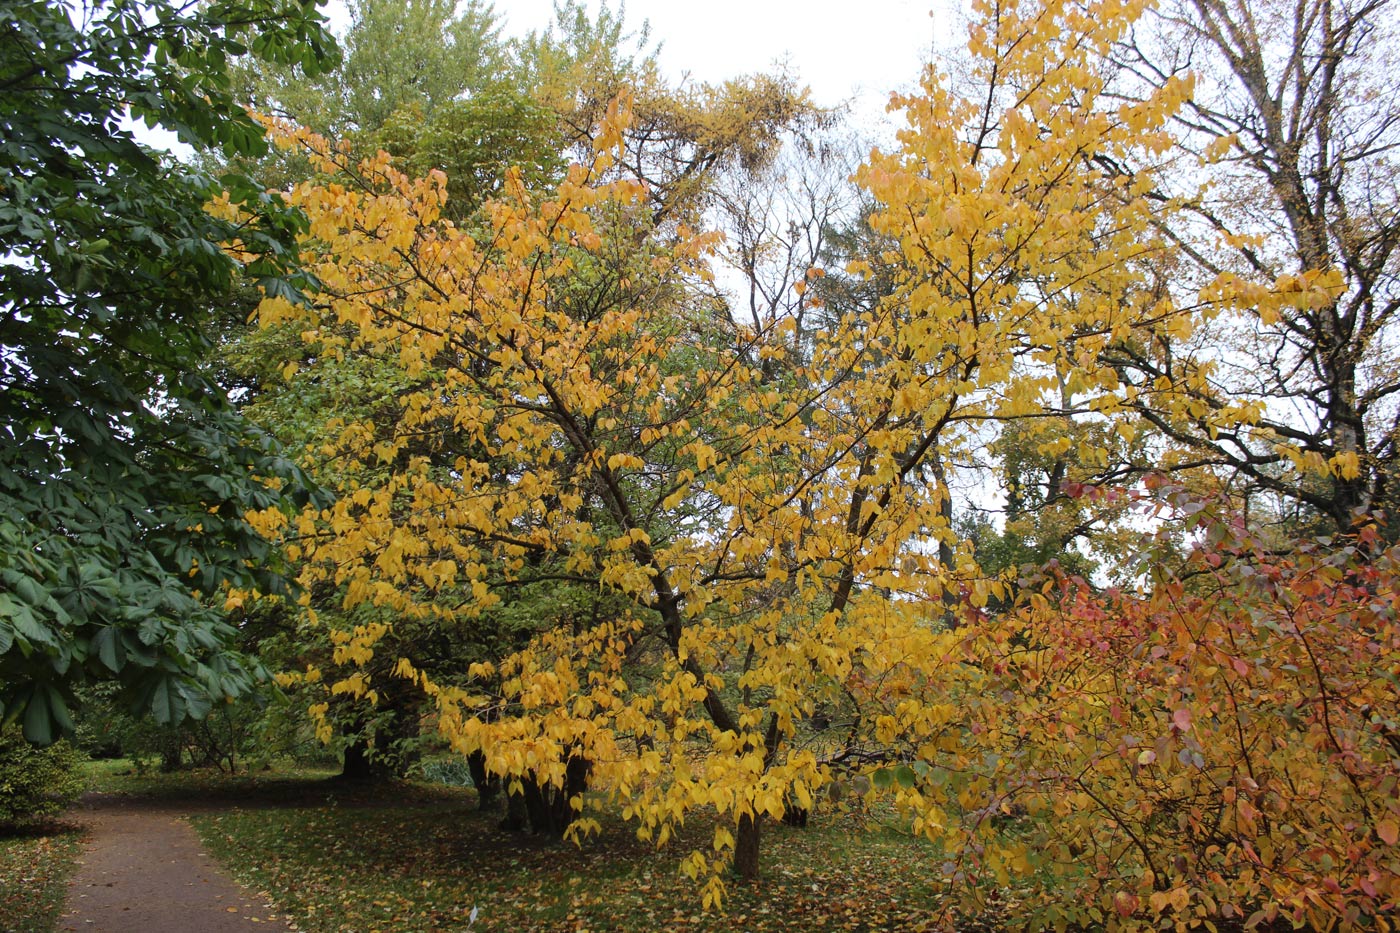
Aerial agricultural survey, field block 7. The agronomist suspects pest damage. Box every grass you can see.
[7,758,996,932]
[83,756,343,798]
[190,783,984,933]
[0,821,85,933]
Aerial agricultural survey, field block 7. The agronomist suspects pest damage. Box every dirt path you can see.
[59,793,295,933]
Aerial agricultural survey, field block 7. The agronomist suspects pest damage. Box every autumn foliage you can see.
[874,483,1400,930]
[232,0,1400,927]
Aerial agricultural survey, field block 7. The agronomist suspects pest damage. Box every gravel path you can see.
[59,793,294,933]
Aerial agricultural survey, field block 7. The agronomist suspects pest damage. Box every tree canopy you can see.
[0,0,335,742]
[1106,0,1400,533]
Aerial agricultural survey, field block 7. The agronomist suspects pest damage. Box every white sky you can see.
[499,1,969,131]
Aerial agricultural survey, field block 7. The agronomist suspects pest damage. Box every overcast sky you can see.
[298,2,976,138]
[493,0,964,121]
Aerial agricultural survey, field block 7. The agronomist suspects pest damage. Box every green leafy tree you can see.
[371,89,565,222]
[0,0,336,742]
[236,0,507,138]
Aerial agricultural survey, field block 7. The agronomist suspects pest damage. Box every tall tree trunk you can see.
[1325,355,1370,529]
[499,751,592,836]
[158,733,182,773]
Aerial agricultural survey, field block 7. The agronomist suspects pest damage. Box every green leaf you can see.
[147,678,178,724]
[22,689,52,745]
[43,683,73,734]
[0,0,332,719]
[179,681,212,721]
[91,626,122,672]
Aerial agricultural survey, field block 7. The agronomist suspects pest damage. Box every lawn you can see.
[82,756,343,799]
[0,822,84,933]
[5,759,999,932]
[191,783,988,933]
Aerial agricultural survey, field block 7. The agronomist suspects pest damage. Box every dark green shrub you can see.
[73,682,328,773]
[0,724,84,828]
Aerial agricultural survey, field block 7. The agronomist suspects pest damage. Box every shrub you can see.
[74,682,330,773]
[419,755,475,788]
[874,505,1400,931]
[0,724,84,828]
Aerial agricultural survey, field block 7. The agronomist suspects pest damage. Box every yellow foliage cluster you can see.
[237,0,1393,922]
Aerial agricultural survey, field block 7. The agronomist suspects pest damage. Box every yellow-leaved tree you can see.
[247,0,1191,892]
[249,91,968,895]
[244,0,1370,913]
[830,0,1400,929]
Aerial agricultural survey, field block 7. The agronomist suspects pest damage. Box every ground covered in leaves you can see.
[0,821,84,933]
[191,783,977,932]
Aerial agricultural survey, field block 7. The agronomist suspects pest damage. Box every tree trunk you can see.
[339,739,378,781]
[521,776,555,832]
[499,752,592,836]
[467,750,500,811]
[781,798,809,827]
[1325,356,1370,530]
[158,733,183,773]
[733,812,763,881]
[500,783,528,832]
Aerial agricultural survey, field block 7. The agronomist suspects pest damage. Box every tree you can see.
[245,0,1208,887]
[850,0,1394,576]
[247,101,799,869]
[369,88,565,224]
[249,0,1180,876]
[713,125,861,367]
[522,1,817,226]
[846,0,1211,588]
[873,486,1400,932]
[220,0,570,781]
[235,0,506,139]
[828,2,1400,927]
[1106,0,1400,532]
[0,0,335,742]
[241,0,1398,922]
[224,1,818,796]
